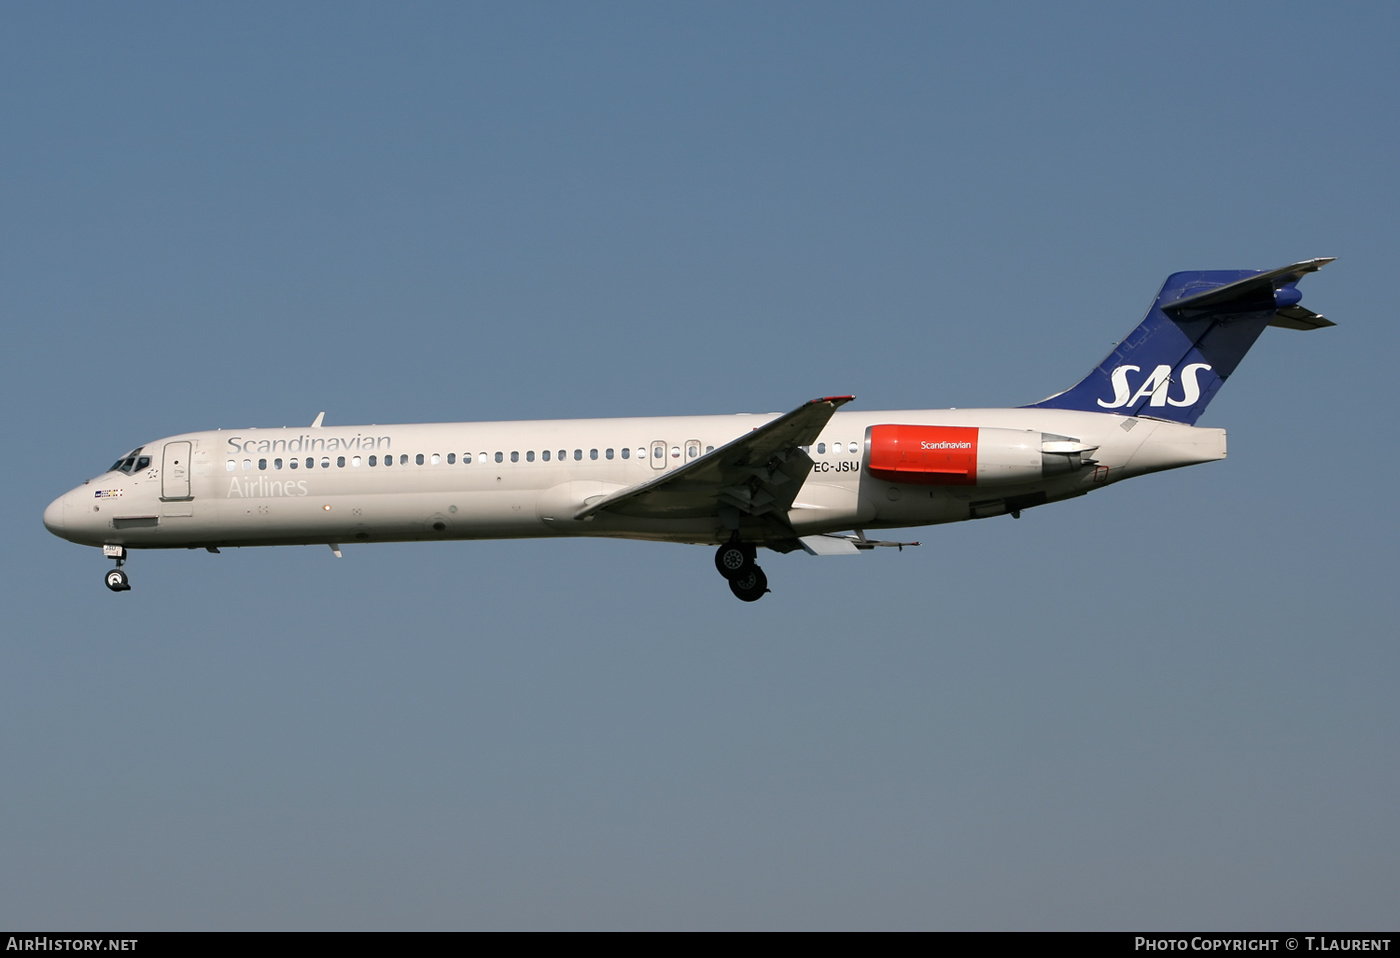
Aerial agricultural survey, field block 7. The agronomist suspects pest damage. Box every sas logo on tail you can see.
[1098,363,1213,409]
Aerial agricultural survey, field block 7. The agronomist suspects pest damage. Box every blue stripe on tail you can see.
[1024,260,1334,425]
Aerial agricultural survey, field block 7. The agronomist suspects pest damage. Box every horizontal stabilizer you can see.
[1162,257,1335,320]
[1270,304,1335,330]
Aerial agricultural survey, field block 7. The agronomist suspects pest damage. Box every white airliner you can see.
[44,259,1335,601]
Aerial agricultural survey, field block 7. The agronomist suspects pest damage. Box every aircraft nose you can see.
[43,494,67,536]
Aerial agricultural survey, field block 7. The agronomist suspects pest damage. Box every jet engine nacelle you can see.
[865,424,1096,486]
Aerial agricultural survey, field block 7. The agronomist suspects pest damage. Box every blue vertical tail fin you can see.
[1025,258,1335,424]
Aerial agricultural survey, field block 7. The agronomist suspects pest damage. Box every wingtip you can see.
[1300,256,1337,270]
[814,395,856,406]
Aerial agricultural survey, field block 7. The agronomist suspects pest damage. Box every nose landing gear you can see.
[103,545,131,592]
[714,538,769,602]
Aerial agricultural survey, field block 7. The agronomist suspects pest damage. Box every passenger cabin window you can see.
[526,451,535,462]
[510,451,519,462]
[495,452,503,463]
[447,453,455,464]
[542,450,551,461]
[337,456,346,467]
[621,447,630,459]
[590,449,598,460]
[431,453,441,465]
[416,454,425,465]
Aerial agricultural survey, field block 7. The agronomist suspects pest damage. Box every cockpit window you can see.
[106,447,149,475]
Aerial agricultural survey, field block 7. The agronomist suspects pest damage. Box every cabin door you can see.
[161,441,193,501]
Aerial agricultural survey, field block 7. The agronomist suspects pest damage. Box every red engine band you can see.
[867,425,978,485]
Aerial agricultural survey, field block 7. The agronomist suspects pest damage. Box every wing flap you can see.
[798,532,921,555]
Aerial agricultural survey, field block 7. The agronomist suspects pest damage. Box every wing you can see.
[573,396,855,523]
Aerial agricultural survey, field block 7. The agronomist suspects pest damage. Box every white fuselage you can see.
[44,407,1226,553]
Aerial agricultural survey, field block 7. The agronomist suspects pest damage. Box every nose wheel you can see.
[103,545,131,592]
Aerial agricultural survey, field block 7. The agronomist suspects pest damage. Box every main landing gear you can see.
[104,545,131,592]
[714,539,769,602]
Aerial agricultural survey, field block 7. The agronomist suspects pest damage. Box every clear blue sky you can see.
[3,2,1397,930]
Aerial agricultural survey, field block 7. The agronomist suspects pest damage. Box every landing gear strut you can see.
[714,538,769,602]
[104,545,131,592]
